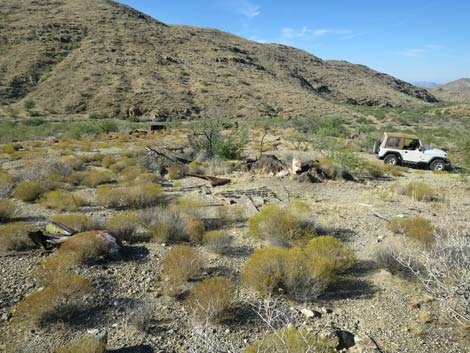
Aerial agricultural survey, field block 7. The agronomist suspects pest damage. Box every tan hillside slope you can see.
[0,0,438,119]
[438,78,470,94]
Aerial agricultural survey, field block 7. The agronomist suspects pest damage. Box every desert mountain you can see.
[0,0,438,119]
[437,78,470,94]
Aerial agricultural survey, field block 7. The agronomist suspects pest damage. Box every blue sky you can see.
[118,0,469,83]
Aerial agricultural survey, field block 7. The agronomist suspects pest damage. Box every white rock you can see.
[301,308,315,318]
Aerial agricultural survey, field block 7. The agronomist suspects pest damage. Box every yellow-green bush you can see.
[50,213,94,232]
[0,198,16,221]
[14,273,92,326]
[391,181,438,201]
[242,236,354,300]
[244,326,336,353]
[248,203,315,245]
[101,155,116,168]
[55,335,106,353]
[13,180,44,202]
[104,212,144,242]
[203,230,232,254]
[187,276,234,323]
[387,217,434,245]
[119,165,149,182]
[69,169,115,187]
[162,245,204,295]
[40,190,85,211]
[0,222,35,252]
[167,164,187,180]
[109,157,137,173]
[57,232,108,263]
[96,183,162,209]
[187,161,208,174]
[316,158,337,179]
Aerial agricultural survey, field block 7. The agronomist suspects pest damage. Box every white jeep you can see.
[373,132,451,171]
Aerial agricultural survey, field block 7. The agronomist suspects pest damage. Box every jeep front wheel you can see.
[384,154,399,166]
[430,159,446,171]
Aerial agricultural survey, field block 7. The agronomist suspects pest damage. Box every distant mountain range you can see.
[412,81,440,88]
[0,0,439,120]
[437,78,470,94]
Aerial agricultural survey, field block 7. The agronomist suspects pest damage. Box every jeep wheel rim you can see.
[434,162,444,171]
[386,157,397,165]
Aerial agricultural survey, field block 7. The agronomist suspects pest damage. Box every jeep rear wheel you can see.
[384,154,399,166]
[430,159,446,171]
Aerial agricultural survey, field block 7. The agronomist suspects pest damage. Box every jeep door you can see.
[402,138,423,163]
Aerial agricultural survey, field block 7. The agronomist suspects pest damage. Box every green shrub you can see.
[40,190,85,211]
[119,165,149,182]
[242,236,354,300]
[50,213,94,232]
[187,161,208,174]
[96,183,162,209]
[387,217,434,245]
[0,198,16,221]
[57,232,108,263]
[187,276,235,323]
[104,212,144,242]
[0,222,35,252]
[202,230,232,254]
[391,181,438,201]
[23,99,35,110]
[248,203,315,245]
[162,245,204,295]
[244,326,336,353]
[56,335,106,353]
[13,181,44,202]
[69,170,115,187]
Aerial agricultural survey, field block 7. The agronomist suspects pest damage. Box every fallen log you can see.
[185,173,231,187]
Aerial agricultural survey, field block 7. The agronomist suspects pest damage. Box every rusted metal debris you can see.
[28,222,122,254]
[185,173,231,187]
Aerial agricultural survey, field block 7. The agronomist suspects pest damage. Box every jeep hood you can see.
[422,146,448,157]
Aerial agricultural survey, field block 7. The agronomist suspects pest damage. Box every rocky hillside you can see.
[0,0,438,120]
[437,78,470,94]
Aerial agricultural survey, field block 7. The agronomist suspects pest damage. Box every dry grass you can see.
[162,245,204,295]
[55,335,106,353]
[12,180,44,201]
[0,222,35,252]
[391,181,439,201]
[40,190,85,211]
[202,230,232,254]
[96,183,162,209]
[187,276,235,323]
[68,169,115,187]
[387,216,434,245]
[0,198,16,221]
[57,232,108,263]
[14,273,92,326]
[104,212,144,242]
[50,213,94,232]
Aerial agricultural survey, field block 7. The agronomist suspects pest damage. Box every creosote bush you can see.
[391,181,438,201]
[14,273,92,326]
[248,202,316,245]
[50,213,94,232]
[0,222,35,252]
[187,276,235,323]
[105,212,144,242]
[40,190,85,211]
[387,216,434,245]
[162,245,204,295]
[13,180,44,202]
[244,325,336,353]
[242,236,354,301]
[96,183,162,209]
[55,335,106,353]
[57,232,108,263]
[68,169,115,187]
[0,198,16,221]
[203,230,232,254]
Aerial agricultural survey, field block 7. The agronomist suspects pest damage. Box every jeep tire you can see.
[430,159,446,171]
[384,154,400,166]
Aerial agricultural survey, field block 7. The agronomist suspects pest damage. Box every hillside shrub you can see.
[187,276,235,323]
[104,213,144,242]
[68,170,115,187]
[244,326,336,353]
[202,230,232,254]
[57,232,108,263]
[387,217,434,245]
[248,203,316,245]
[14,273,92,326]
[242,236,354,300]
[13,180,44,202]
[0,198,16,221]
[50,213,94,232]
[96,183,162,209]
[162,245,204,295]
[40,190,85,211]
[0,222,35,252]
[56,335,106,353]
[35,254,77,285]
[391,181,438,201]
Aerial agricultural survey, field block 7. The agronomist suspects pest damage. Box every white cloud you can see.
[281,26,351,40]
[390,45,444,57]
[227,0,261,18]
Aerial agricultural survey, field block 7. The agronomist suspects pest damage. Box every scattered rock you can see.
[335,330,356,350]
